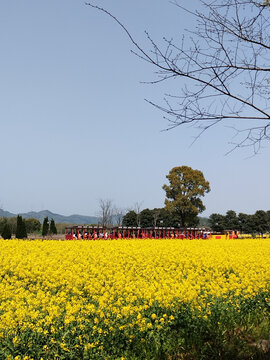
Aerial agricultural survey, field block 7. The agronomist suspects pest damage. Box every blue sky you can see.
[1,0,269,217]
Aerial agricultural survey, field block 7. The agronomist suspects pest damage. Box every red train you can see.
[65,225,211,240]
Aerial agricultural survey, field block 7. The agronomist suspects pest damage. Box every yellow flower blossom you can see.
[0,238,269,356]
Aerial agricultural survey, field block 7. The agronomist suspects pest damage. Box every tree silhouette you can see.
[16,215,27,239]
[49,218,57,235]
[42,217,49,236]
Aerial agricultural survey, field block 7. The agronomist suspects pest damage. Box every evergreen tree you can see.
[16,215,27,239]
[140,209,154,228]
[49,218,57,235]
[1,223,12,239]
[122,211,137,226]
[42,217,49,236]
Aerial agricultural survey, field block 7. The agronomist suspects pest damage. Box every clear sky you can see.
[1,0,269,217]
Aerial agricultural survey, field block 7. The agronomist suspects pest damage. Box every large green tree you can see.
[140,209,154,228]
[237,213,252,233]
[122,211,137,227]
[253,210,269,234]
[25,218,41,233]
[225,210,239,230]
[154,208,185,228]
[209,213,226,233]
[163,166,210,227]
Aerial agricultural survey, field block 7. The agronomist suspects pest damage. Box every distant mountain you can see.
[0,209,210,227]
[0,209,99,225]
[0,209,15,218]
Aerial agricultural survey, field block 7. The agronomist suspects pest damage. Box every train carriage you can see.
[65,225,211,240]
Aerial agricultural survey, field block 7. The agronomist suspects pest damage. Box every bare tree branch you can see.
[133,201,143,227]
[98,199,114,227]
[113,207,125,226]
[86,0,270,152]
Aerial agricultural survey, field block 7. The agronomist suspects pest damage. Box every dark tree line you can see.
[0,216,40,239]
[0,215,28,239]
[123,208,270,234]
[123,208,201,228]
[0,216,58,239]
[16,215,27,239]
[209,210,270,234]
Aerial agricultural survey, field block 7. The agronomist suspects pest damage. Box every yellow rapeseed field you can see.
[0,238,269,359]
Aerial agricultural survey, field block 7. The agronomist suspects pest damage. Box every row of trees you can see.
[121,165,268,234]
[210,210,270,234]
[41,217,57,236]
[2,210,269,238]
[0,216,58,239]
[1,215,28,239]
[99,165,270,234]
[104,165,270,234]
[0,216,41,235]
[123,208,202,228]
[1,165,268,236]
[99,166,210,228]
[123,208,270,234]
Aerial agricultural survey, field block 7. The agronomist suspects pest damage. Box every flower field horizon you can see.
[0,238,269,359]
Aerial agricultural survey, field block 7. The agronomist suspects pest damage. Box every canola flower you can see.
[0,238,269,359]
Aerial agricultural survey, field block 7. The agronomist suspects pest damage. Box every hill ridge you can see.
[0,209,99,225]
